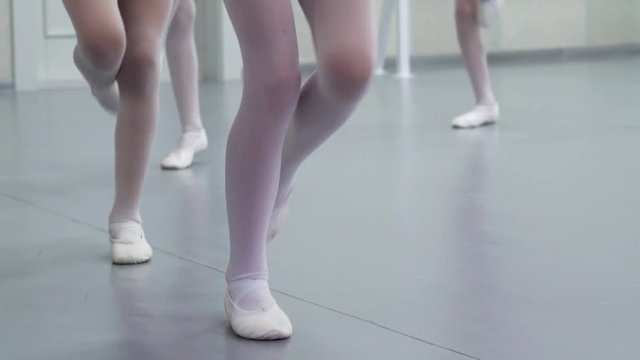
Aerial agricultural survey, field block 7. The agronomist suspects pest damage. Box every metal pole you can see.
[396,0,412,78]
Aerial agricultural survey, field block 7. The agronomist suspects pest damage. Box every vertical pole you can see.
[396,0,412,78]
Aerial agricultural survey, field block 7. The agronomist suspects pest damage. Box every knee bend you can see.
[455,0,478,23]
[320,49,374,100]
[118,45,162,95]
[78,30,126,71]
[171,0,197,32]
[253,67,301,115]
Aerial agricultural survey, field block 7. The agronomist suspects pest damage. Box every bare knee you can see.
[77,29,126,71]
[319,48,374,101]
[455,0,478,24]
[118,43,162,97]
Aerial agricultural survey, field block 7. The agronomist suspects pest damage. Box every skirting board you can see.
[299,43,640,75]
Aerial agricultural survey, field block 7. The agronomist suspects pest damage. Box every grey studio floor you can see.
[2,54,640,360]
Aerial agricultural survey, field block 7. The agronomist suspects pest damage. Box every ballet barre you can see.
[376,0,412,78]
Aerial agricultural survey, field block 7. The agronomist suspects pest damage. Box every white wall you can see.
[0,0,12,84]
[4,0,640,86]
[292,0,640,61]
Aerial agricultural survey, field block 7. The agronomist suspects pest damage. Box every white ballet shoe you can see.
[224,291,293,341]
[161,130,208,170]
[161,150,197,170]
[109,221,153,265]
[478,0,503,28]
[452,103,500,129]
[91,83,120,115]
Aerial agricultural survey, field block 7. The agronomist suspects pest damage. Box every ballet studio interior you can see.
[1,1,639,359]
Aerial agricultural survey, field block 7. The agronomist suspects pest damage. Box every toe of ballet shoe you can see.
[225,292,293,341]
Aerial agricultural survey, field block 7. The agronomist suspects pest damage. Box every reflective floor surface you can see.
[1,55,640,360]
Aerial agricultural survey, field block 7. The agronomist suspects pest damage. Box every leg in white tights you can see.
[109,0,177,264]
[269,0,375,240]
[63,0,124,114]
[223,0,374,340]
[162,0,208,170]
[223,0,300,340]
[452,0,501,129]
